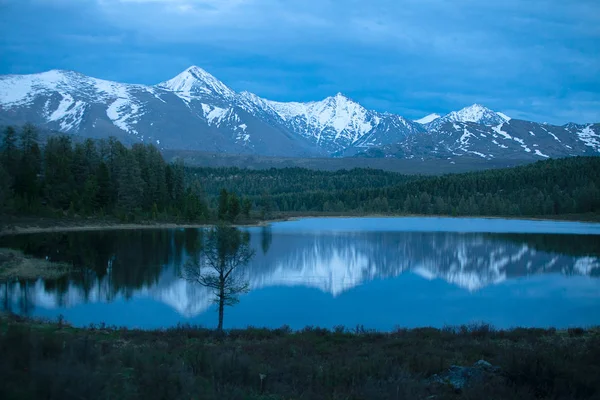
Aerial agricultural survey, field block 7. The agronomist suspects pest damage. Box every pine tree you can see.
[218,189,229,220]
[228,193,241,222]
[96,162,111,211]
[82,176,99,214]
[44,135,75,209]
[16,124,42,205]
[0,163,12,211]
[242,197,252,218]
[1,126,20,182]
[117,152,144,217]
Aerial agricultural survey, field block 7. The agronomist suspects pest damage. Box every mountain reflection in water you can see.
[1,219,599,329]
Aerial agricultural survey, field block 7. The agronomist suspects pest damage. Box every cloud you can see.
[0,0,599,123]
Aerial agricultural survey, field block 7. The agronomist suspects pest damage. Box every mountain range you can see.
[1,66,599,160]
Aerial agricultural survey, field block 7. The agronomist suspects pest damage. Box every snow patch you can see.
[534,149,549,158]
[496,112,511,121]
[460,128,474,145]
[492,123,512,140]
[202,105,229,126]
[415,113,441,124]
[469,151,487,158]
[577,125,600,151]
[106,98,141,134]
[491,139,508,149]
[47,92,87,131]
[574,257,599,275]
[540,126,562,142]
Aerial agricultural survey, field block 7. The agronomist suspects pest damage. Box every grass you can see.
[1,315,599,399]
[0,248,72,281]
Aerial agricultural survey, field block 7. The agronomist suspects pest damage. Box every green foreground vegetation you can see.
[1,125,600,225]
[1,315,599,400]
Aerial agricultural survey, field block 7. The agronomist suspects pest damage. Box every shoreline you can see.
[1,213,599,236]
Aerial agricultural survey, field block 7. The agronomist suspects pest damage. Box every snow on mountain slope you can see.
[0,69,157,135]
[241,92,424,152]
[1,66,598,160]
[262,93,379,150]
[415,113,441,124]
[427,104,509,130]
[359,119,600,160]
[497,112,511,122]
[157,65,236,103]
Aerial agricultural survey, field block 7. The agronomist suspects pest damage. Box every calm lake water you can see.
[1,217,600,330]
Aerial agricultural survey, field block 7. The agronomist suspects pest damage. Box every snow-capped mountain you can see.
[240,92,424,153]
[0,67,422,155]
[357,119,600,160]
[0,66,599,161]
[157,66,237,103]
[425,104,510,131]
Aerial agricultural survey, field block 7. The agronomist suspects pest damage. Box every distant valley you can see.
[1,66,599,161]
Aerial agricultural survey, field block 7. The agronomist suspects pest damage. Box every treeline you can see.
[187,166,413,197]
[2,125,599,221]
[0,126,213,221]
[187,157,600,218]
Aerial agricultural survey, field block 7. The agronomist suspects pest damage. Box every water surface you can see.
[1,217,599,330]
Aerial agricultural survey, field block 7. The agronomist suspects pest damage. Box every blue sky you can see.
[0,0,598,124]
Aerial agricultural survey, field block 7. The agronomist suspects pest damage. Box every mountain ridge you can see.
[1,66,599,160]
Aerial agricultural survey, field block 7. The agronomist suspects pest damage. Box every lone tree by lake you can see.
[183,225,255,332]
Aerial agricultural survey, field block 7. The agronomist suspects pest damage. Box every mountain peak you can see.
[157,65,235,101]
[184,65,214,79]
[446,104,507,125]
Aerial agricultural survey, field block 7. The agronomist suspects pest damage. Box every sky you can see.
[0,0,599,124]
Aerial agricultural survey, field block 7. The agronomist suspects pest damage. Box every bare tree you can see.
[182,225,255,332]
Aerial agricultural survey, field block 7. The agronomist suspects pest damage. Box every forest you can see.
[1,125,600,222]
[0,125,212,222]
[188,157,600,218]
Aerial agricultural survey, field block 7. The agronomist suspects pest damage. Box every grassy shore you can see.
[1,212,599,236]
[0,248,72,281]
[1,314,599,400]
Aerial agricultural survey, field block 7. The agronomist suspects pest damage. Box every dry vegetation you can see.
[0,248,72,281]
[1,315,599,399]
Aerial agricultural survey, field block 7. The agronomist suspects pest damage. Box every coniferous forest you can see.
[1,125,600,222]
[0,125,210,222]
[187,157,600,219]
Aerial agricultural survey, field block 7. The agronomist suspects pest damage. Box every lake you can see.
[1,217,600,330]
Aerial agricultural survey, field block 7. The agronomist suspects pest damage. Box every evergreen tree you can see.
[82,176,99,214]
[96,162,112,211]
[227,193,241,222]
[15,124,42,206]
[117,152,144,217]
[218,189,229,220]
[0,164,12,211]
[44,135,75,209]
[242,197,252,218]
[1,126,20,183]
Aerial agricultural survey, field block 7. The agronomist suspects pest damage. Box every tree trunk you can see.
[217,282,225,332]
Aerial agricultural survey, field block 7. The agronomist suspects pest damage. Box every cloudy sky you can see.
[0,0,598,123]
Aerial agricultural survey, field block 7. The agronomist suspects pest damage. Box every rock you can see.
[429,359,501,391]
